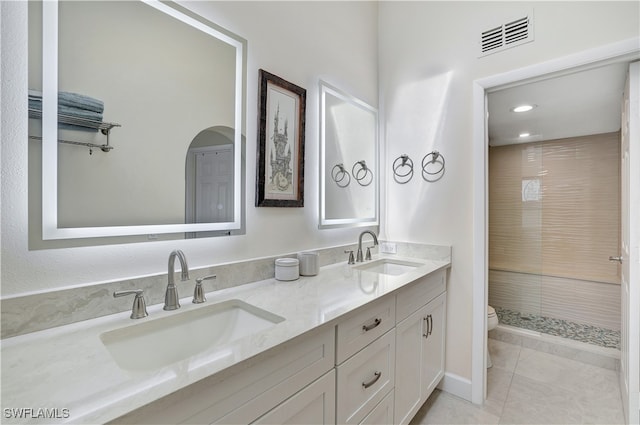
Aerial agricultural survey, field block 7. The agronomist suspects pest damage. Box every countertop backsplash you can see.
[0,241,451,339]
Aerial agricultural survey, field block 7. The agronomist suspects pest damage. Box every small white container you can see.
[298,251,319,276]
[275,258,299,281]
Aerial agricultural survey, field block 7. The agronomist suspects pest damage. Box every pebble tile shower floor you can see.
[495,307,620,349]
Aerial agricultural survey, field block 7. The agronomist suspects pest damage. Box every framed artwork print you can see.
[256,69,306,207]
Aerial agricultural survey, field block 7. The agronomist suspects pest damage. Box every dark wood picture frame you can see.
[255,69,306,207]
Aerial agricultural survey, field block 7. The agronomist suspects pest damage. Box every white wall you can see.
[379,1,639,383]
[0,1,378,296]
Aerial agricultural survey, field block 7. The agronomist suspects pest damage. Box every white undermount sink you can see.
[100,299,285,372]
[353,258,423,276]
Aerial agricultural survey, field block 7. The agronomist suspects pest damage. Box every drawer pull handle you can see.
[362,318,382,332]
[423,315,433,338]
[362,371,382,389]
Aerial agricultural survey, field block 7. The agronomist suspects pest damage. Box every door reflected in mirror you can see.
[185,126,236,238]
[29,0,246,240]
[319,81,378,228]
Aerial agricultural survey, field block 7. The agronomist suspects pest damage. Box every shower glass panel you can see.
[489,143,543,332]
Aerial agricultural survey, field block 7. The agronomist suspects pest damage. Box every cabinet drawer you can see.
[396,269,445,323]
[252,370,335,425]
[336,329,395,425]
[359,389,394,425]
[336,296,395,364]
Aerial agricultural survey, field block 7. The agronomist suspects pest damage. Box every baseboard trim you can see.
[437,372,473,402]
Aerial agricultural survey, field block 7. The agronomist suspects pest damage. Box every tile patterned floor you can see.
[495,307,621,349]
[409,338,624,425]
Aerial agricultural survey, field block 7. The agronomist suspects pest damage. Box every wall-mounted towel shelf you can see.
[28,108,121,154]
[28,135,115,153]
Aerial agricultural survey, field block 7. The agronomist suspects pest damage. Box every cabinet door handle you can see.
[362,371,382,389]
[423,317,429,338]
[362,318,382,332]
[428,314,433,336]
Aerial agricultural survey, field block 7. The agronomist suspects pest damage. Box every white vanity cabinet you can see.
[111,267,448,425]
[393,271,446,425]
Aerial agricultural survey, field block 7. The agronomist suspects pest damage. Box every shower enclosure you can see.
[488,133,621,349]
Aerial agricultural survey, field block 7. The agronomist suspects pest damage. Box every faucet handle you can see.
[193,275,216,304]
[365,246,375,261]
[344,250,355,265]
[114,289,148,319]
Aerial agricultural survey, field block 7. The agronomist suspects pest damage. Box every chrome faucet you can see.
[164,249,190,310]
[357,230,378,262]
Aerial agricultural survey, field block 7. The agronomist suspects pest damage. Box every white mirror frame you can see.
[41,0,244,240]
[319,81,379,229]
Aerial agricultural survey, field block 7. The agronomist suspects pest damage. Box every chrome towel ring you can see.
[392,154,414,184]
[421,150,445,182]
[352,160,373,187]
[331,163,351,187]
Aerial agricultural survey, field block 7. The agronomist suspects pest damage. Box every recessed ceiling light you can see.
[512,104,536,113]
[519,132,531,138]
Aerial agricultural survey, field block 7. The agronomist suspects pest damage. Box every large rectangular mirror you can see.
[319,81,378,228]
[29,0,246,240]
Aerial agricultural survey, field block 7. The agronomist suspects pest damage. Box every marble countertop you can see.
[1,255,450,424]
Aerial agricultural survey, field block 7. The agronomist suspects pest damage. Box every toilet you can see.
[487,305,499,368]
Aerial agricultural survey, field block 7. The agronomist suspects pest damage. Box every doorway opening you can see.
[471,39,640,407]
[487,64,624,350]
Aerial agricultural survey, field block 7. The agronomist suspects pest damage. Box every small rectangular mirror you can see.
[319,81,378,229]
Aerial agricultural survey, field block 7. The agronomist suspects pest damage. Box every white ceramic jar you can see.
[275,258,300,281]
[297,251,319,276]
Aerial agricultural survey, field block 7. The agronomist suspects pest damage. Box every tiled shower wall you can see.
[488,132,621,333]
[488,269,620,331]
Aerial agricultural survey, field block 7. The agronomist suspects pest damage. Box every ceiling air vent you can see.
[479,14,534,57]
